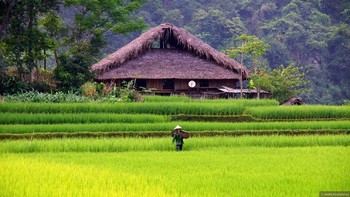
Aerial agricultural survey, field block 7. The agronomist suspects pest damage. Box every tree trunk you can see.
[43,48,47,70]
[239,69,243,98]
[27,1,34,72]
[0,1,16,36]
[54,50,59,66]
[239,44,244,99]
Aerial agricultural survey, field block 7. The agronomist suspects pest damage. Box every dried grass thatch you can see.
[91,23,249,78]
[95,49,241,80]
[282,98,305,105]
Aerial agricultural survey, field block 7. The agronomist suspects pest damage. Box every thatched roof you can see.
[96,49,241,80]
[282,98,305,105]
[91,23,249,79]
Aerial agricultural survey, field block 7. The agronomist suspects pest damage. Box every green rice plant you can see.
[200,98,279,106]
[244,105,350,119]
[0,145,349,196]
[1,121,349,134]
[171,114,256,122]
[0,113,170,124]
[144,95,279,106]
[0,102,245,115]
[1,135,349,153]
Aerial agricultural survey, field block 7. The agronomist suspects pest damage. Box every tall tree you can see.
[38,11,65,69]
[0,0,61,75]
[226,34,269,98]
[53,0,146,91]
[63,0,146,57]
[1,0,146,92]
[0,0,17,37]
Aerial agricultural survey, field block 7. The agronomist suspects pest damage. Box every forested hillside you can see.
[109,0,350,104]
[0,0,349,104]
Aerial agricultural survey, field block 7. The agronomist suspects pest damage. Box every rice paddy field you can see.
[1,96,350,196]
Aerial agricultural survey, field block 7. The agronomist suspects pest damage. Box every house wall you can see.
[210,80,238,88]
[96,78,239,91]
[147,79,163,90]
[145,79,238,91]
[174,79,189,90]
[174,79,237,90]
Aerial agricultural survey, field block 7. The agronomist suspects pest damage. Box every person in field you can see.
[172,125,190,151]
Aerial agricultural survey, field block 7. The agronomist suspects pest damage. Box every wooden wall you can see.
[147,79,163,90]
[97,78,238,91]
[146,79,238,91]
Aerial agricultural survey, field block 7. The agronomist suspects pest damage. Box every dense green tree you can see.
[53,53,94,92]
[1,0,349,104]
[62,0,146,56]
[326,24,350,103]
[251,64,310,103]
[1,0,146,93]
[38,11,66,69]
[190,8,246,49]
[0,0,61,75]
[129,0,349,104]
[53,0,146,91]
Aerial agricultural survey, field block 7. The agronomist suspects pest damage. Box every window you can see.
[135,79,147,90]
[200,80,209,88]
[163,79,174,90]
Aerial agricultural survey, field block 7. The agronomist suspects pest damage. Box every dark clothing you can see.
[176,144,183,151]
[172,132,184,151]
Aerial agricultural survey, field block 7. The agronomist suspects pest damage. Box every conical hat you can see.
[173,125,182,130]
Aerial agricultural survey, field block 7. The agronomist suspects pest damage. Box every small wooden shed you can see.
[282,98,305,105]
[91,23,249,96]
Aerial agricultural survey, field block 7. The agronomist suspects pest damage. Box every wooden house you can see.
[91,23,249,97]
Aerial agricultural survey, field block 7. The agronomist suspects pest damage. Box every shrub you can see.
[344,100,350,106]
[4,91,92,103]
[81,82,98,98]
[30,81,56,93]
[0,71,30,95]
[53,54,94,92]
[119,80,143,102]
[30,68,56,93]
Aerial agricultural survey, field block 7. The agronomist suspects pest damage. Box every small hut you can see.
[91,23,249,97]
[283,98,305,105]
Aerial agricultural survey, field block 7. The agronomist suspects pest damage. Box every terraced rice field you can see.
[0,96,349,196]
[0,136,349,197]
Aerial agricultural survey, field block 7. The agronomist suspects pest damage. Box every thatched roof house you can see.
[92,23,249,96]
[283,98,305,105]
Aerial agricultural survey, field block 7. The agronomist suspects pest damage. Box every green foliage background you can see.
[112,0,349,104]
[1,0,349,104]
